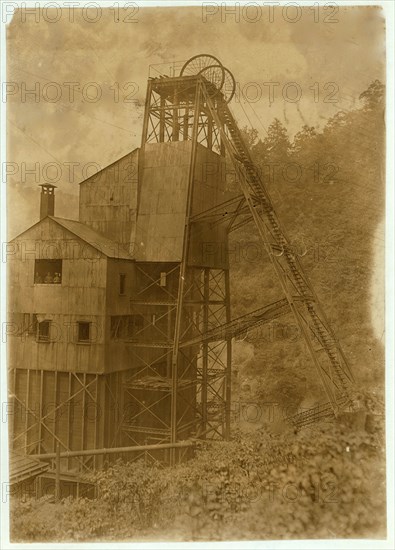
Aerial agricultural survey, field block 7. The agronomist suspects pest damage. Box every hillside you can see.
[229,80,385,414]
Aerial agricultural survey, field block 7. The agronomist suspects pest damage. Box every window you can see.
[38,320,50,342]
[119,273,126,295]
[78,322,90,343]
[110,315,144,340]
[159,272,167,287]
[34,259,62,284]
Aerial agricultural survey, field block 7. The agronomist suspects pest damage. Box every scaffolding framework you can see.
[9,369,125,472]
[122,263,232,458]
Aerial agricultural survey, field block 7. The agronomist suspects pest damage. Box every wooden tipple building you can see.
[8,62,237,482]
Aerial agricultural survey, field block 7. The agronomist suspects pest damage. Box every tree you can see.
[259,118,291,162]
[240,126,259,149]
[359,80,385,111]
[292,125,318,155]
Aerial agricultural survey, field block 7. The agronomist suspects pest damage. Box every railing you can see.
[148,60,185,79]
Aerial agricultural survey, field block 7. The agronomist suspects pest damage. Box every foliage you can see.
[254,118,291,162]
[11,419,386,542]
[10,498,59,542]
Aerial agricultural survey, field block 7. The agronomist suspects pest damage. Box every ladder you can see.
[201,83,356,421]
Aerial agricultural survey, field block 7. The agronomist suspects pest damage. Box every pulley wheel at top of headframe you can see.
[220,66,236,103]
[198,65,226,99]
[180,54,223,76]
[180,54,236,103]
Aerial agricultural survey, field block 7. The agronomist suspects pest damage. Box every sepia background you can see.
[6,3,387,542]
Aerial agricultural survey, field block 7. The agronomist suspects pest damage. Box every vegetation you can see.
[11,418,385,541]
[230,79,385,410]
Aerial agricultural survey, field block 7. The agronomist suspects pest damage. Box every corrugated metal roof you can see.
[9,451,50,485]
[50,217,134,260]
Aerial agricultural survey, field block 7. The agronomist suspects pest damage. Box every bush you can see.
[10,421,385,542]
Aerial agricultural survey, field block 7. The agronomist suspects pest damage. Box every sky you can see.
[6,4,386,237]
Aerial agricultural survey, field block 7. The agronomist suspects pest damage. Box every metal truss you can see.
[142,75,224,154]
[121,262,232,461]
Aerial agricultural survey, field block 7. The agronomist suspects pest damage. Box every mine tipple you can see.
[8,54,355,495]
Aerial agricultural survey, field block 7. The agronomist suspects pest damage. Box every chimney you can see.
[39,184,57,219]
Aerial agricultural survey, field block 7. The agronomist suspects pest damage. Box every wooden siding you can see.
[134,142,191,262]
[190,144,230,269]
[79,149,139,251]
[135,141,232,267]
[8,217,107,374]
[104,258,139,374]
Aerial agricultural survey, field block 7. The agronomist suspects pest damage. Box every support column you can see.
[201,268,210,438]
[207,115,213,150]
[172,88,179,141]
[159,96,165,142]
[170,84,201,465]
[141,80,153,146]
[225,269,232,440]
[183,107,189,141]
